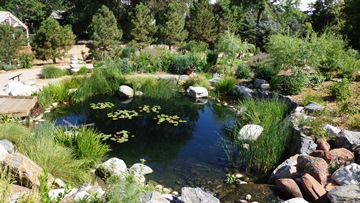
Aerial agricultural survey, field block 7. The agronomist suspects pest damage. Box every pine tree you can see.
[0,23,26,65]
[130,3,157,49]
[88,5,122,60]
[32,18,75,63]
[157,2,188,50]
[186,0,217,47]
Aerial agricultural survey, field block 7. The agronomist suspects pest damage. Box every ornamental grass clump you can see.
[40,65,68,79]
[225,98,292,174]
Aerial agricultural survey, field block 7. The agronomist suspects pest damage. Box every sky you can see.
[299,0,317,11]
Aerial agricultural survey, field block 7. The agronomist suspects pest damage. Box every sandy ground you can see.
[0,64,93,96]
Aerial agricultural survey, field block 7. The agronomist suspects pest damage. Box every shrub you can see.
[180,40,208,53]
[18,53,33,69]
[306,73,325,87]
[253,61,280,82]
[301,93,325,106]
[235,62,253,79]
[1,64,16,71]
[206,50,218,67]
[215,77,237,95]
[134,52,150,72]
[339,54,360,81]
[329,78,353,101]
[279,69,309,95]
[129,78,177,100]
[183,74,211,91]
[40,65,68,79]
[121,58,133,74]
[106,173,144,203]
[347,114,360,131]
[122,45,136,58]
[76,67,89,75]
[169,55,191,74]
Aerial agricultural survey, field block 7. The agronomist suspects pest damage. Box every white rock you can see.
[238,124,263,140]
[118,85,134,98]
[187,86,209,98]
[331,163,360,185]
[129,163,153,176]
[96,157,127,178]
[48,189,65,200]
[0,144,9,162]
[74,191,89,201]
[283,197,309,203]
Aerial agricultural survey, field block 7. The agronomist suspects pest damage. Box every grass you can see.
[40,65,68,79]
[225,98,292,174]
[0,168,13,203]
[215,76,237,95]
[0,122,105,186]
[128,77,178,100]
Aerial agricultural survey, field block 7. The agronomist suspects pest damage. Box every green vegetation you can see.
[32,18,75,63]
[225,98,292,173]
[0,23,26,66]
[215,76,238,95]
[329,78,353,102]
[40,65,68,79]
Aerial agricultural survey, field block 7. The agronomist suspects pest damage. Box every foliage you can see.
[40,65,68,79]
[186,0,218,46]
[299,110,332,138]
[309,0,345,33]
[105,173,143,203]
[302,92,325,106]
[225,98,292,173]
[346,113,360,131]
[329,78,353,101]
[32,18,75,63]
[128,78,178,100]
[0,122,94,186]
[306,73,325,87]
[54,126,110,167]
[1,64,16,71]
[169,55,192,74]
[156,2,188,50]
[180,40,209,53]
[121,45,136,59]
[343,0,360,50]
[18,53,33,69]
[215,76,238,95]
[0,167,13,203]
[130,3,157,49]
[278,69,310,95]
[0,23,26,65]
[206,50,219,68]
[253,60,280,82]
[235,62,253,79]
[88,5,122,61]
[339,53,360,81]
[182,74,211,91]
[216,31,255,65]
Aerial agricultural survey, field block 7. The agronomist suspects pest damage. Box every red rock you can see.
[325,180,339,192]
[317,139,331,151]
[297,155,330,185]
[276,178,303,198]
[327,148,354,164]
[310,150,327,160]
[300,173,329,203]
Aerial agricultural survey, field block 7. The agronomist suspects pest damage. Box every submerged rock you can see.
[181,187,219,203]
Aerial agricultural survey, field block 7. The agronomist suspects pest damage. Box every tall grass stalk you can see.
[0,122,95,186]
[0,167,13,203]
[128,78,178,100]
[228,98,292,173]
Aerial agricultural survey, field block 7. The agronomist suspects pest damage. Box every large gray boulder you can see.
[209,73,222,87]
[331,163,360,185]
[187,86,208,98]
[327,184,360,203]
[0,139,14,154]
[269,155,299,182]
[129,163,153,176]
[304,101,325,114]
[298,136,317,155]
[118,85,134,98]
[335,130,360,150]
[1,152,54,188]
[253,78,269,89]
[237,124,263,140]
[232,85,253,99]
[96,157,127,178]
[181,187,220,203]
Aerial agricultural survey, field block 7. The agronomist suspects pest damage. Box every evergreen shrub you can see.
[279,69,309,95]
[235,62,253,79]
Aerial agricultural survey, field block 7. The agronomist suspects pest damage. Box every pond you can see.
[50,94,236,191]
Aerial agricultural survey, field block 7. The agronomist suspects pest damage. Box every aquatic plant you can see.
[110,130,134,143]
[90,102,115,109]
[155,114,186,126]
[138,105,161,113]
[107,110,139,120]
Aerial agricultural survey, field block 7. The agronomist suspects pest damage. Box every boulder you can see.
[95,157,127,178]
[310,150,328,161]
[232,85,253,99]
[299,173,328,203]
[187,86,208,98]
[0,139,15,153]
[298,136,317,155]
[283,197,309,203]
[129,163,153,176]
[304,101,325,114]
[335,130,360,150]
[8,184,30,203]
[142,191,170,203]
[327,184,360,203]
[118,85,134,98]
[327,148,354,164]
[317,139,331,151]
[0,144,9,162]
[181,187,220,203]
[2,152,54,188]
[324,124,341,137]
[237,124,263,140]
[253,78,269,89]
[354,146,360,164]
[269,155,299,182]
[209,73,222,87]
[178,75,190,82]
[331,163,360,185]
[276,178,303,198]
[5,81,37,96]
[297,155,329,185]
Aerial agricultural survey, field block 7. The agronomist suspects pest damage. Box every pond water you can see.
[51,94,236,191]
